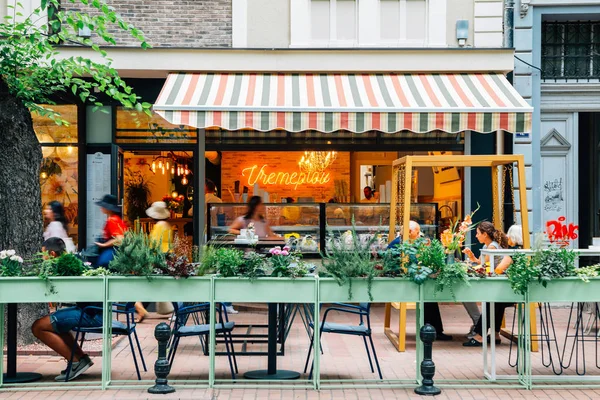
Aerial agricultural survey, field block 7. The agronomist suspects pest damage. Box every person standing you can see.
[94,194,127,268]
[135,201,173,322]
[43,201,76,253]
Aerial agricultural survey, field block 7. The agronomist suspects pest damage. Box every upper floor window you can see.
[380,0,427,45]
[310,0,358,46]
[542,21,600,80]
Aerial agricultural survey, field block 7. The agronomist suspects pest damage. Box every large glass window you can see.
[542,21,600,80]
[33,105,79,247]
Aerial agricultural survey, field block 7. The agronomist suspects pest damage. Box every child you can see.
[31,237,102,381]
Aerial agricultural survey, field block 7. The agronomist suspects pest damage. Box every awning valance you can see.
[154,73,532,134]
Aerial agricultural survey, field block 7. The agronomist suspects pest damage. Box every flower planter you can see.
[213,276,317,303]
[318,277,419,303]
[528,277,600,303]
[0,277,105,303]
[421,277,523,303]
[106,276,212,303]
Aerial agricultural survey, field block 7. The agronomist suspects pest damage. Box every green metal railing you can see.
[1,275,600,391]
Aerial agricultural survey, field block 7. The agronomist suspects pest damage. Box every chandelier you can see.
[298,151,337,173]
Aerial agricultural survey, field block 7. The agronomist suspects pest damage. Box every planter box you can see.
[106,276,212,303]
[318,277,419,303]
[528,277,600,303]
[0,277,105,303]
[213,276,317,303]
[421,277,523,303]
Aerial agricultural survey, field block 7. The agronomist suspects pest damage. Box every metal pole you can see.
[414,324,441,396]
[504,0,515,48]
[148,323,175,394]
[198,129,206,247]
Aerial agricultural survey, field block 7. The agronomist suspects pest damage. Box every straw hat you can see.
[146,201,170,220]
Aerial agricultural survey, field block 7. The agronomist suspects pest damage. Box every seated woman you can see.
[229,195,276,238]
[463,222,514,347]
[32,238,102,381]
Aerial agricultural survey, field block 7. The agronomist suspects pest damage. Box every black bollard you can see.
[148,322,176,394]
[415,323,441,396]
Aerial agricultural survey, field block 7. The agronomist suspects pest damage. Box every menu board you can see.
[86,152,111,247]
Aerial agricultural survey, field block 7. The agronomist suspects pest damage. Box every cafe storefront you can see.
[36,72,532,251]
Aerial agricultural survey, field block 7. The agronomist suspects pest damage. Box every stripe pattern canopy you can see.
[154,73,532,134]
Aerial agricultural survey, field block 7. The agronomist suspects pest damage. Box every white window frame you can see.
[309,0,359,47]
[290,0,446,47]
[378,0,429,47]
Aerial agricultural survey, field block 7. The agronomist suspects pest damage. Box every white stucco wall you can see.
[446,0,475,46]
[246,0,291,48]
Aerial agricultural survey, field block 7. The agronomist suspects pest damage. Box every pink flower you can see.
[283,246,291,252]
[281,250,289,256]
[269,246,282,255]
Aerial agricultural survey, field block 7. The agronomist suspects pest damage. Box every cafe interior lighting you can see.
[298,151,337,174]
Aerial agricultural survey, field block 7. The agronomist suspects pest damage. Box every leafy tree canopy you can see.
[0,0,152,125]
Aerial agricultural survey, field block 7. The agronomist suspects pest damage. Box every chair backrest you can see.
[358,303,370,312]
[172,302,210,328]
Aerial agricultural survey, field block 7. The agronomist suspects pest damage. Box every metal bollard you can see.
[415,324,441,396]
[148,322,176,394]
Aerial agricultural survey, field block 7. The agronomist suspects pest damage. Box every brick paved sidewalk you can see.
[2,303,600,399]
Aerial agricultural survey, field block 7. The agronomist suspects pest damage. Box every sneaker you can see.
[55,355,94,381]
[225,306,239,314]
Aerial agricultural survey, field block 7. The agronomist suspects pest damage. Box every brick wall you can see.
[65,0,232,47]
[220,152,351,203]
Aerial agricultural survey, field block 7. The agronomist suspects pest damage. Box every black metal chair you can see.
[168,302,238,379]
[303,302,382,379]
[65,302,147,381]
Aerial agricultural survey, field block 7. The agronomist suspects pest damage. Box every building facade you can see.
[2,0,533,249]
[513,0,600,249]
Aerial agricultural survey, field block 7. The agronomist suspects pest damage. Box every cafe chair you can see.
[304,302,382,380]
[65,302,147,381]
[168,302,238,379]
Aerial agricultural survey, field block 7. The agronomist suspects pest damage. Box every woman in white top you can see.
[43,201,76,253]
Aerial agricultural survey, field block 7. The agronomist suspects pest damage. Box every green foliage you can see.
[239,252,266,281]
[417,239,446,273]
[0,0,152,126]
[212,248,245,278]
[82,267,112,276]
[109,230,165,277]
[322,225,380,301]
[575,264,600,283]
[124,169,152,223]
[30,252,87,294]
[434,262,470,300]
[534,247,578,287]
[0,251,24,277]
[506,252,539,296]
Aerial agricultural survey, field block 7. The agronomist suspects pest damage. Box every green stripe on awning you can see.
[197,74,214,106]
[419,113,428,132]
[166,74,185,105]
[483,113,492,132]
[404,75,426,107]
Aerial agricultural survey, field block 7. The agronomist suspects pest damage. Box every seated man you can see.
[387,221,452,341]
[32,237,103,381]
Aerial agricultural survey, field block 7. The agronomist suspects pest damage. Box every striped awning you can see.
[154,73,532,134]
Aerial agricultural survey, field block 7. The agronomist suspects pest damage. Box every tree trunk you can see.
[0,79,48,344]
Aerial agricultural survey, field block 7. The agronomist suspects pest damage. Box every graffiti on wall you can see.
[544,178,564,212]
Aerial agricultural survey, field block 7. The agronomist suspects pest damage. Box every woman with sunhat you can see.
[135,201,172,322]
[95,194,127,268]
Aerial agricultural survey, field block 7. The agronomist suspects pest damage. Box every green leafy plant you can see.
[322,224,380,301]
[109,230,165,277]
[0,250,24,277]
[240,252,267,281]
[417,239,446,274]
[30,252,88,294]
[83,267,112,277]
[156,253,197,278]
[434,262,470,300]
[575,265,600,283]
[506,252,539,296]
[124,169,152,224]
[213,248,245,278]
[534,247,578,287]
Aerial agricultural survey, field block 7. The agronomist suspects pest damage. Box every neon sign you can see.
[242,164,331,190]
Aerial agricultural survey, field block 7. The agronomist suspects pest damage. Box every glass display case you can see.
[325,202,439,239]
[207,202,438,257]
[207,203,322,255]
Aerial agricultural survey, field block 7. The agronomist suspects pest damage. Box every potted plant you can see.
[124,168,152,224]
